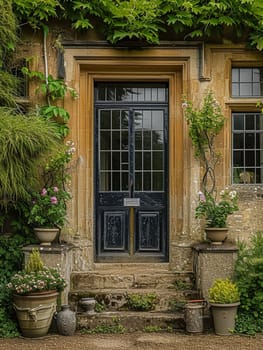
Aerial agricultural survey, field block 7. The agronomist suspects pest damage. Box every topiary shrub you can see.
[209,278,240,304]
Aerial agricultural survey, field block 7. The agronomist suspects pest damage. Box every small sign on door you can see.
[123,198,140,207]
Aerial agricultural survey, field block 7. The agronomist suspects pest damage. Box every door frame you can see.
[64,47,190,265]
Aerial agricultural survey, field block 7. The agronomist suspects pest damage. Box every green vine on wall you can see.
[183,90,225,195]
[12,0,263,50]
[22,67,78,138]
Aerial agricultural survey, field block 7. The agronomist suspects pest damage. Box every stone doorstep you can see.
[76,310,212,333]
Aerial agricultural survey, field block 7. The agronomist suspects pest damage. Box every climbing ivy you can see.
[11,0,263,50]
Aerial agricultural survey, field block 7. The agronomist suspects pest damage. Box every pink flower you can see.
[41,188,47,196]
[198,191,206,202]
[53,186,59,192]
[50,196,58,204]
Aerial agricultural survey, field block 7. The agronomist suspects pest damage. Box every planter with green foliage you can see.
[209,278,240,335]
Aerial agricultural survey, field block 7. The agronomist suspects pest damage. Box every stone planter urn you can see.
[13,291,58,338]
[33,228,59,245]
[205,227,228,245]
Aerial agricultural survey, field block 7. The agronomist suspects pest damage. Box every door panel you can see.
[95,82,168,261]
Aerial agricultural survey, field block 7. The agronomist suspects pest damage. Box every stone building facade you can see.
[19,26,263,301]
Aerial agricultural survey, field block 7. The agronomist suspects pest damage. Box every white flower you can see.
[229,191,237,199]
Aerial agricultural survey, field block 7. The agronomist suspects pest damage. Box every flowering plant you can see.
[7,267,66,295]
[7,249,66,295]
[195,189,238,228]
[28,186,70,228]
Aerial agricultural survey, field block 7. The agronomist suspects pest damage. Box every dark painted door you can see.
[95,82,168,261]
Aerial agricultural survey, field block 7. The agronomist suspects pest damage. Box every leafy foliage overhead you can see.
[12,0,263,49]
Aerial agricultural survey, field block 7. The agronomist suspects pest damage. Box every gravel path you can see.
[0,332,263,350]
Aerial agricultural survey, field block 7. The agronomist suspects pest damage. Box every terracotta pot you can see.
[33,227,59,245]
[205,227,228,245]
[13,291,58,338]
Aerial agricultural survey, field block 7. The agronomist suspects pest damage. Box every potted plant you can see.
[28,186,71,245]
[7,249,66,338]
[183,90,238,243]
[195,189,238,244]
[209,278,240,335]
[27,140,75,245]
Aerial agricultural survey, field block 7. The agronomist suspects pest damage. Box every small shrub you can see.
[209,279,240,304]
[234,232,263,335]
[127,293,157,311]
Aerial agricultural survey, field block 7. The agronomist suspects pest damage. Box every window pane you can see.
[121,111,129,129]
[121,131,128,150]
[100,172,111,191]
[233,115,244,130]
[112,172,120,190]
[100,152,111,170]
[135,131,142,149]
[122,172,128,191]
[112,152,120,170]
[233,133,244,149]
[231,68,263,97]
[135,172,142,190]
[232,68,239,82]
[135,152,142,170]
[153,172,163,191]
[107,87,115,101]
[152,111,163,130]
[153,131,164,150]
[232,83,239,97]
[143,152,151,170]
[233,150,244,166]
[245,133,255,148]
[153,152,163,170]
[100,131,111,150]
[143,131,151,150]
[143,110,151,129]
[245,151,255,166]
[95,82,168,102]
[100,110,111,129]
[240,83,252,96]
[112,110,120,129]
[143,172,151,191]
[245,115,254,130]
[240,68,252,82]
[112,131,120,150]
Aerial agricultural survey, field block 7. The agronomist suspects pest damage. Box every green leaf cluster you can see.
[127,293,157,311]
[0,108,59,205]
[22,68,78,138]
[0,233,35,338]
[234,232,263,334]
[0,108,61,206]
[209,278,240,304]
[11,0,263,50]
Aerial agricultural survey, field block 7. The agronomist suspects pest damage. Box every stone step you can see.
[76,310,212,333]
[69,288,199,312]
[71,270,193,291]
